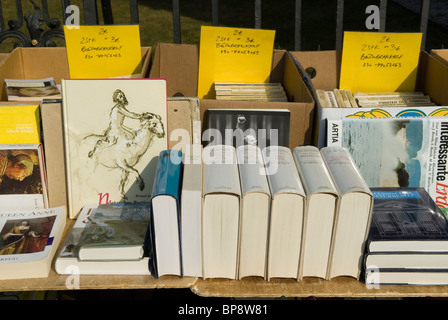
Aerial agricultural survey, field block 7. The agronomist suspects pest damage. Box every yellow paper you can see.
[198,26,276,99]
[339,32,422,92]
[64,25,142,78]
[0,105,41,143]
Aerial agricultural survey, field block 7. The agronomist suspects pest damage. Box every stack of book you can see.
[316,89,435,108]
[4,78,61,102]
[364,188,448,286]
[55,203,152,275]
[214,82,288,102]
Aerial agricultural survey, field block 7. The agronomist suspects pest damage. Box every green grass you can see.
[0,0,447,53]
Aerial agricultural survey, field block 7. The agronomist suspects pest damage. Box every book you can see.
[292,145,338,279]
[0,144,49,210]
[61,78,168,219]
[55,205,151,275]
[76,202,152,261]
[4,78,61,102]
[263,146,306,280]
[365,269,448,286]
[180,145,203,278]
[0,104,41,144]
[214,82,288,102]
[326,117,448,216]
[236,145,271,279]
[366,188,448,253]
[150,149,183,278]
[0,206,66,280]
[320,146,373,280]
[202,144,241,279]
[204,108,290,149]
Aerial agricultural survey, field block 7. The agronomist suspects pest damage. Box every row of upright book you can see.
[55,144,374,282]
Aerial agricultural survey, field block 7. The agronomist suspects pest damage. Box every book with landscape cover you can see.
[293,145,338,279]
[61,78,168,219]
[0,206,66,280]
[0,144,49,210]
[263,146,305,280]
[327,116,448,216]
[321,146,373,280]
[55,205,151,275]
[180,145,203,278]
[237,145,271,280]
[76,202,152,261]
[204,108,290,149]
[202,144,241,279]
[150,149,183,278]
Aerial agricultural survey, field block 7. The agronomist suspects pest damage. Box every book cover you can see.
[0,144,48,210]
[0,206,66,280]
[0,105,41,144]
[77,202,152,261]
[203,109,290,149]
[327,117,448,216]
[366,187,448,253]
[4,78,61,102]
[55,205,151,275]
[61,78,168,219]
[150,149,183,277]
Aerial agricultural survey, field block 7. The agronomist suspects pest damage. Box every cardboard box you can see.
[290,50,448,148]
[150,43,315,148]
[0,46,152,101]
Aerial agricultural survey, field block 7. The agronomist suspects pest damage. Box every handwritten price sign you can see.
[198,26,275,99]
[339,32,422,92]
[64,25,142,78]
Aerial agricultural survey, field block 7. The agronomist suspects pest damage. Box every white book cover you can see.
[61,78,168,219]
[180,144,203,277]
[236,145,270,196]
[0,144,48,210]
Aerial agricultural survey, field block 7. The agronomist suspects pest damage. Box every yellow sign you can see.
[64,25,142,78]
[198,26,276,99]
[339,32,422,92]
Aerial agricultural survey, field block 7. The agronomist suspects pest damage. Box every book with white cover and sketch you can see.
[263,146,306,280]
[321,146,373,280]
[364,187,448,286]
[202,144,241,280]
[0,144,49,210]
[327,116,448,217]
[0,206,66,280]
[292,145,338,280]
[237,145,271,280]
[55,205,151,275]
[61,78,168,219]
[204,108,290,149]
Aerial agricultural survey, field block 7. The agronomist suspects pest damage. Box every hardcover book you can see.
[76,202,152,261]
[321,146,373,280]
[203,108,290,149]
[55,205,151,275]
[237,145,271,280]
[263,146,306,280]
[0,206,66,280]
[61,78,168,219]
[150,149,183,278]
[293,145,338,279]
[327,116,448,216]
[0,144,49,210]
[202,144,241,279]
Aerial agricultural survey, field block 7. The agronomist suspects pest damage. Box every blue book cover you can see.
[366,187,448,253]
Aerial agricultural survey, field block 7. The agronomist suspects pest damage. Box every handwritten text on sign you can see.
[64,25,142,78]
[197,26,276,99]
[339,32,422,92]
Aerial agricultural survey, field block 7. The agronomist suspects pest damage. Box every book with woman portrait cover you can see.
[0,144,49,210]
[0,206,66,280]
[61,79,168,219]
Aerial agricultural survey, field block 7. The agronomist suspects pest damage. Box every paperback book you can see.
[4,78,61,102]
[327,116,448,216]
